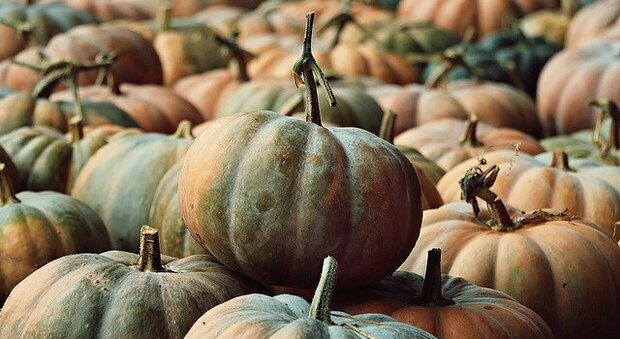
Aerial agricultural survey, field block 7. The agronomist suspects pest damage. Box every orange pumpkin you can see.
[565,0,620,48]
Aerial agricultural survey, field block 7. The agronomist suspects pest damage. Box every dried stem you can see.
[0,163,20,205]
[309,256,339,324]
[137,226,165,272]
[412,249,455,306]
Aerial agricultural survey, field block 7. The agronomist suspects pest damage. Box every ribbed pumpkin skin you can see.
[367,81,542,137]
[537,42,620,136]
[0,191,110,303]
[565,0,620,48]
[71,132,193,252]
[149,162,208,258]
[0,2,99,61]
[186,294,436,338]
[437,152,620,238]
[394,118,544,171]
[0,252,266,338]
[334,271,553,339]
[396,145,445,184]
[0,92,67,136]
[399,202,620,339]
[40,0,152,21]
[0,126,107,193]
[179,111,422,289]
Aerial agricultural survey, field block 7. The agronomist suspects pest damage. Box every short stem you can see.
[137,226,165,272]
[459,116,482,146]
[489,199,516,231]
[550,151,573,171]
[412,249,454,307]
[292,12,337,127]
[309,256,338,324]
[171,120,194,139]
[213,32,254,82]
[69,72,84,121]
[156,0,173,33]
[0,163,20,205]
[379,110,396,142]
[68,116,84,143]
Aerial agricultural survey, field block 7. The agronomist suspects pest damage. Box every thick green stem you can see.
[459,115,483,147]
[379,110,396,142]
[0,163,20,205]
[292,12,337,127]
[137,226,165,272]
[171,120,194,139]
[309,256,339,324]
[550,151,574,171]
[156,0,173,33]
[412,249,455,307]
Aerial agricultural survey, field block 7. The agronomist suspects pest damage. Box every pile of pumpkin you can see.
[0,0,619,337]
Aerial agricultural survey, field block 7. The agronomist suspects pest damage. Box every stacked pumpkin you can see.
[0,0,618,338]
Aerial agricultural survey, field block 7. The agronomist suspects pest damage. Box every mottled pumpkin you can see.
[0,122,107,193]
[394,117,544,171]
[0,164,110,304]
[0,226,266,338]
[335,249,553,339]
[149,162,208,258]
[71,122,194,251]
[186,256,436,338]
[399,201,620,339]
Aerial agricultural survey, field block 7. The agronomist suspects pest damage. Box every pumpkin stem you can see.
[412,249,455,307]
[0,163,20,205]
[425,27,478,89]
[171,120,194,139]
[460,164,499,218]
[211,31,255,82]
[292,12,337,127]
[317,0,378,49]
[488,199,516,231]
[309,256,338,324]
[459,114,483,147]
[549,151,574,171]
[137,226,165,272]
[589,99,620,156]
[156,0,173,33]
[0,17,36,44]
[560,0,577,17]
[379,110,396,143]
[68,116,84,143]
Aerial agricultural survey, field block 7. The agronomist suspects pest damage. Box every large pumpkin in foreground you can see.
[179,111,422,289]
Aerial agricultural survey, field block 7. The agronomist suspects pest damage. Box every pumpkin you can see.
[334,249,553,338]
[0,163,111,304]
[399,190,620,338]
[394,117,544,171]
[51,84,203,134]
[0,25,163,92]
[375,21,461,58]
[367,80,542,137]
[71,121,194,251]
[185,256,436,338]
[149,162,208,258]
[0,225,267,338]
[537,41,620,136]
[178,13,423,289]
[0,119,107,193]
[565,0,620,47]
[397,0,559,39]
[0,2,99,61]
[437,150,620,239]
[40,0,152,21]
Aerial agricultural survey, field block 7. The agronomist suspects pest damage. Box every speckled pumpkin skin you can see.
[0,191,110,303]
[179,111,423,289]
[0,252,266,338]
[149,162,208,258]
[399,202,620,339]
[333,271,553,339]
[71,131,193,252]
[185,293,436,338]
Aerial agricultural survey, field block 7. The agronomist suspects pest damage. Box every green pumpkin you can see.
[0,226,266,338]
[378,22,460,57]
[71,122,194,252]
[0,164,110,304]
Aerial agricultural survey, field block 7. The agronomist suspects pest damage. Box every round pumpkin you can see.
[149,162,208,258]
[334,249,553,338]
[0,163,111,304]
[0,121,107,193]
[537,41,620,136]
[394,117,544,171]
[399,200,620,339]
[0,225,266,338]
[71,121,194,251]
[179,13,423,289]
[438,151,620,238]
[185,256,437,338]
[565,0,620,48]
